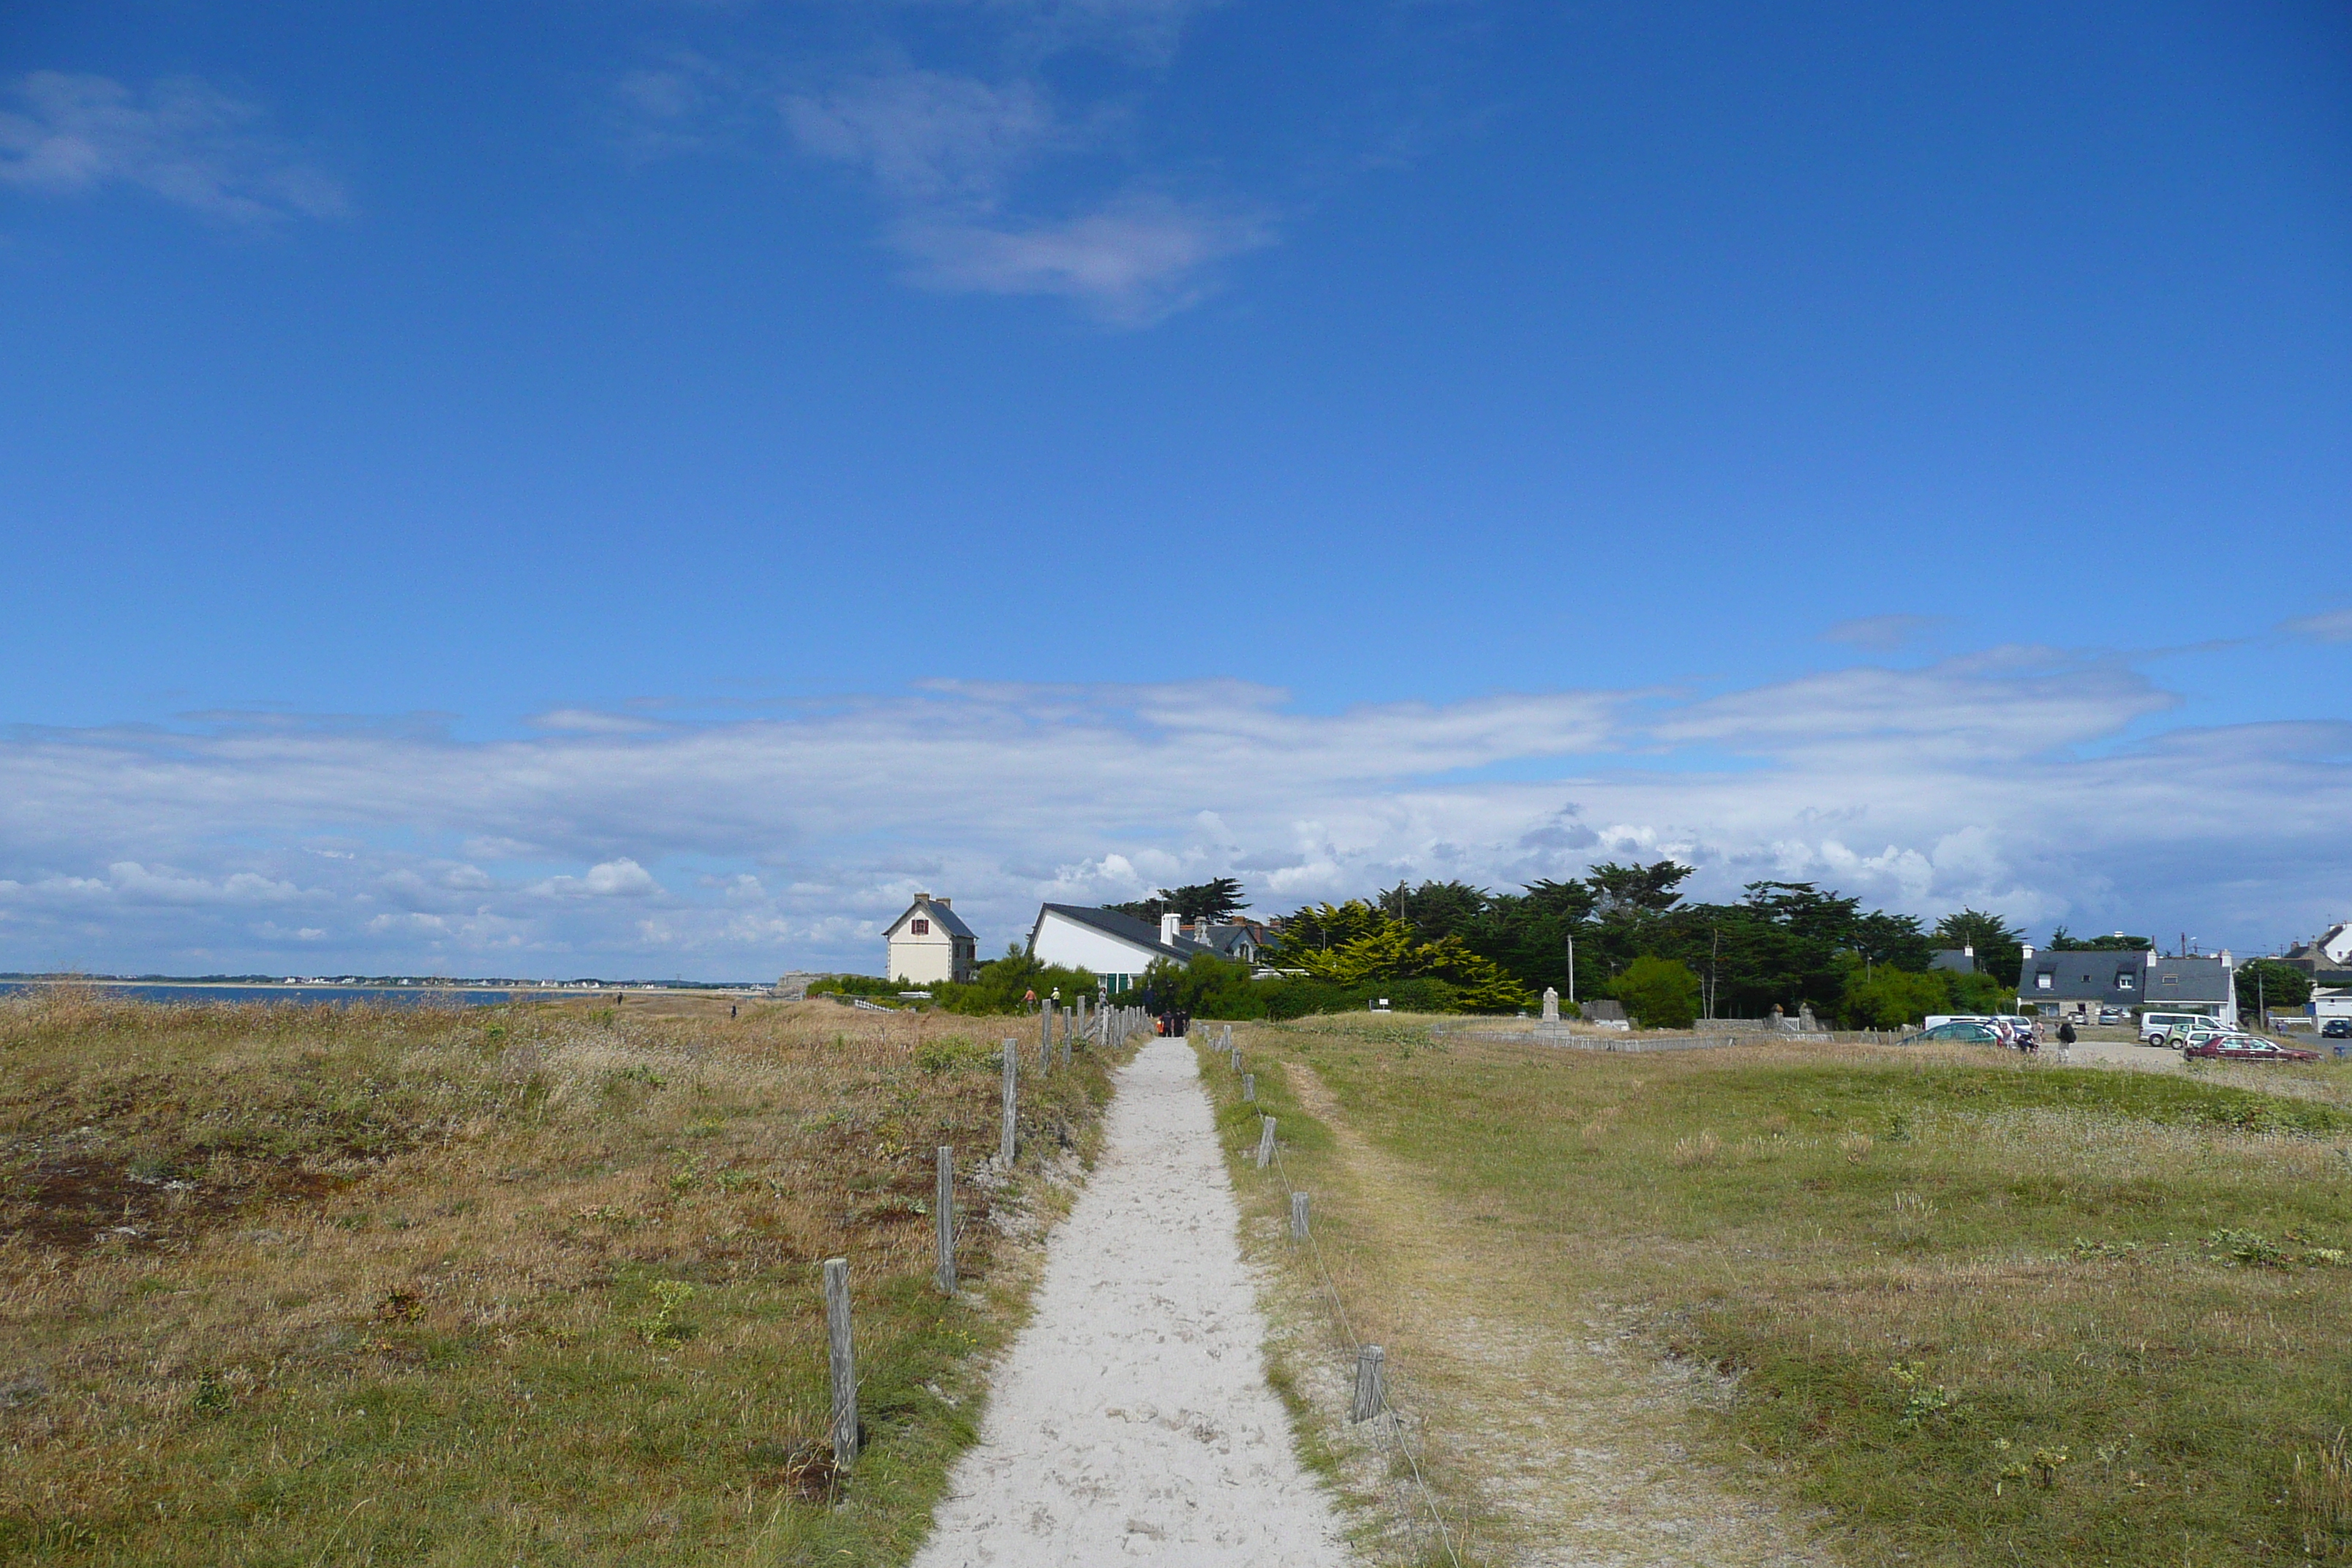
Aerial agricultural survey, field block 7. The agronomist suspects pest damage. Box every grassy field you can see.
[0,990,1115,1566]
[1209,1015,2352,1567]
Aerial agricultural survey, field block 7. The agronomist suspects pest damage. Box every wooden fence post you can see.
[1291,1190,1311,1241]
[824,1258,859,1461]
[1351,1344,1385,1422]
[1255,1115,1277,1169]
[934,1146,955,1294]
[1000,1039,1017,1166]
[1039,1000,1054,1074]
[1243,1072,1256,1103]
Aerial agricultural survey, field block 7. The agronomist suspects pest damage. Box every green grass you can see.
[0,991,1123,1566]
[1228,1017,2352,1566]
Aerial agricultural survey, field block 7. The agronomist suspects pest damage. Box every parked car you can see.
[2323,1019,2352,1041]
[2142,1011,2224,1046]
[2183,1034,2321,1064]
[2097,1006,2129,1025]
[1899,1021,2004,1045]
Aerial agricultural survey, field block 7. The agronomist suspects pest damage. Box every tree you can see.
[1841,963,1950,1029]
[1612,955,1700,1029]
[2235,959,2313,1017]
[1588,862,1694,919]
[1278,903,1533,1011]
[1109,878,1249,924]
[1933,909,2025,988]
[2048,927,2153,951]
[1375,880,1491,941]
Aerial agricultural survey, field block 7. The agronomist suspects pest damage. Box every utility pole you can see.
[1566,933,1576,1008]
[1709,924,1720,1020]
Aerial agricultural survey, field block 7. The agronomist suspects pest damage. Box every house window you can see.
[911,919,930,935]
[2115,970,2135,991]
[2035,970,2054,990]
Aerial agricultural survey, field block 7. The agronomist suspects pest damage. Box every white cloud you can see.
[894,195,1271,324]
[620,1,1258,325]
[535,859,663,900]
[2283,608,2352,644]
[1822,614,1943,649]
[0,660,2345,975]
[785,72,1057,203]
[0,72,345,222]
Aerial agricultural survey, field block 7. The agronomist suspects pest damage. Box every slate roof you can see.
[1197,924,1262,960]
[892,896,975,941]
[1031,903,1212,960]
[1929,949,1977,973]
[2021,951,2231,1007]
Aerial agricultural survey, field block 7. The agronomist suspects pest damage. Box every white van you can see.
[2140,1010,2221,1046]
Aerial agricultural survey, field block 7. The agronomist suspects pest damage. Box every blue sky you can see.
[2,1,2348,978]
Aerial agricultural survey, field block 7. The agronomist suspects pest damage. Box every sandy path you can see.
[911,1035,1353,1568]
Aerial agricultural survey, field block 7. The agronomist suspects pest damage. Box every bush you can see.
[926,947,1100,1017]
[1611,955,1700,1030]
[1841,965,1950,1029]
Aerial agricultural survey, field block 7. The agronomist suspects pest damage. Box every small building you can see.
[1030,905,1210,994]
[1929,946,1977,973]
[2018,944,2237,1028]
[884,894,978,986]
[1190,919,1267,966]
[2282,924,2352,990]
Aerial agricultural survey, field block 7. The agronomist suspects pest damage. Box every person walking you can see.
[2057,1017,2076,1065]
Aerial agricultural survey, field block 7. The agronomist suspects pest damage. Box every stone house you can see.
[885,894,979,986]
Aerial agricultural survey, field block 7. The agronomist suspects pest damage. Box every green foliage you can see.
[1588,860,1695,917]
[1277,904,1533,1011]
[1374,878,1493,940]
[2236,957,2313,1013]
[926,946,1100,1016]
[2047,927,2153,951]
[1610,954,1701,1029]
[806,973,912,1000]
[1934,908,2025,987]
[1107,877,1248,923]
[1942,968,2013,1014]
[1841,962,1951,1029]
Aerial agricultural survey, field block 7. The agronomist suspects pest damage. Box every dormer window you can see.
[911,919,930,935]
[2115,970,2135,991]
[2035,969,2053,990]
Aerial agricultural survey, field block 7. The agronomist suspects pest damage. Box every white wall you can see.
[1031,910,1168,981]
[889,932,955,984]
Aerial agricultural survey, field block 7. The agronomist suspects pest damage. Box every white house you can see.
[1029,905,1212,993]
[885,894,979,986]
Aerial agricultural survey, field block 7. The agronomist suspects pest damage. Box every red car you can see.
[2183,1034,2321,1063]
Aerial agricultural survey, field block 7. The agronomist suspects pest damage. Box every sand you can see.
[911,1034,1353,1567]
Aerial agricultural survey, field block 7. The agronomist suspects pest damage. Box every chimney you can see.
[916,892,930,902]
[1962,943,1973,958]
[935,897,951,908]
[2021,944,2035,963]
[1161,912,1182,947]
[2146,949,2159,968]
[2220,949,2233,968]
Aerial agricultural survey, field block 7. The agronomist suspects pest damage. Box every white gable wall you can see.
[1031,909,1172,983]
[889,928,957,984]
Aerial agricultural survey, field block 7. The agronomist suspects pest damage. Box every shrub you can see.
[1611,955,1700,1029]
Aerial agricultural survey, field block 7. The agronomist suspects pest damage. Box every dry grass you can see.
[0,989,1117,1564]
[1209,1012,2352,1567]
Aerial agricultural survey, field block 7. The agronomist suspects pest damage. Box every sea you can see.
[0,982,534,1008]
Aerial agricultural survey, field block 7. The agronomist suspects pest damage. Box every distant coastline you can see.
[0,974,771,1006]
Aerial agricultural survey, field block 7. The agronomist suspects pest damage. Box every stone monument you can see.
[1542,986,1560,1023]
